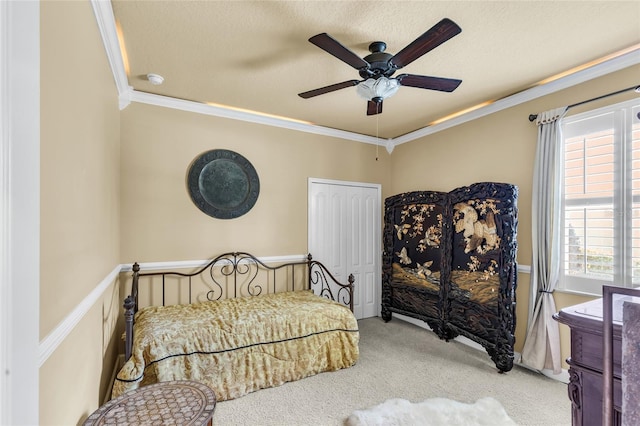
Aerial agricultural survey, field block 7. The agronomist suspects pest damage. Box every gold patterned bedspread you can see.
[112,290,359,401]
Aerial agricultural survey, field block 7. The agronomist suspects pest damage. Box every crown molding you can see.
[385,139,395,154]
[90,0,130,109]
[118,86,133,110]
[92,1,640,146]
[130,90,386,146]
[393,45,640,145]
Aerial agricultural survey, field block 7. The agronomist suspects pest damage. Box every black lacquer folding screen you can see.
[382,182,518,372]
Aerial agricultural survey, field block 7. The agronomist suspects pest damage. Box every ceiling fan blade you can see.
[396,74,462,92]
[298,80,360,99]
[367,99,383,115]
[390,18,462,69]
[309,33,370,70]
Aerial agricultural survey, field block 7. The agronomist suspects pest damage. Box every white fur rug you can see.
[345,396,517,426]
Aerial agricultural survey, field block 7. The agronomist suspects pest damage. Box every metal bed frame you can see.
[123,252,354,361]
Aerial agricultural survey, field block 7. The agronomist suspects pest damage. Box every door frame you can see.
[307,177,382,318]
[1,1,40,424]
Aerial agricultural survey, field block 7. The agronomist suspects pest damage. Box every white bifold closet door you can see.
[308,178,381,320]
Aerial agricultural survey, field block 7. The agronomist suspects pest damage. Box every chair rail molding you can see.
[42,255,532,368]
[38,265,122,367]
[120,254,307,272]
[39,254,308,366]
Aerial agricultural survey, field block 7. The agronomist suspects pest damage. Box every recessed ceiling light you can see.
[146,73,164,85]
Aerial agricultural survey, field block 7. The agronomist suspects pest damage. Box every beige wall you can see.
[119,102,391,262]
[390,64,640,360]
[39,1,121,424]
[36,1,638,422]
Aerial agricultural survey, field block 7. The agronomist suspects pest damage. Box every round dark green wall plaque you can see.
[187,149,260,219]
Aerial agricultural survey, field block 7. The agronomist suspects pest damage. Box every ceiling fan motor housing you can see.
[360,41,396,79]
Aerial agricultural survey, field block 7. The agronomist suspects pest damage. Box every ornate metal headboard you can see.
[123,252,354,361]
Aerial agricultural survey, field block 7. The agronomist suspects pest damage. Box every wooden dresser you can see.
[554,297,625,425]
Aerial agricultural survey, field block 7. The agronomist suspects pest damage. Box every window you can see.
[559,98,640,295]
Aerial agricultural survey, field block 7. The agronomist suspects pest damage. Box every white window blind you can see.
[560,98,640,295]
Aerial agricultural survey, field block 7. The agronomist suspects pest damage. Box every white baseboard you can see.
[517,360,570,384]
[394,314,484,352]
[541,368,569,384]
[394,314,569,383]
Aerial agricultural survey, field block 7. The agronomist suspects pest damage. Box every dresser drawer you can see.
[569,365,622,426]
[570,328,622,378]
[554,295,632,426]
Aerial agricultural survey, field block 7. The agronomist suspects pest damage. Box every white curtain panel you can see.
[521,107,567,374]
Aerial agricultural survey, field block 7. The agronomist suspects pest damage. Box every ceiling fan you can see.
[298,18,463,116]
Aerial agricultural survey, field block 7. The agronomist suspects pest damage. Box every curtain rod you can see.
[528,84,640,122]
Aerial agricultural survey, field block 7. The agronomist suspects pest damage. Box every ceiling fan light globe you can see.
[357,77,400,101]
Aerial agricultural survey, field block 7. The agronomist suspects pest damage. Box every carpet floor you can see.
[213,317,571,425]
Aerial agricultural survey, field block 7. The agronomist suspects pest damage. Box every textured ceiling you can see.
[111,1,640,139]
